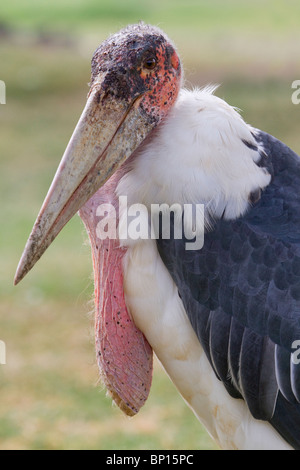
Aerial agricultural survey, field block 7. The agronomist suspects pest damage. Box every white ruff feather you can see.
[117,87,271,222]
[117,88,289,449]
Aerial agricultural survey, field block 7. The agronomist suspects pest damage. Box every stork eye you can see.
[143,56,157,70]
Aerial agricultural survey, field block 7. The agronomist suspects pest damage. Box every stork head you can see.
[14,23,181,285]
[91,23,181,123]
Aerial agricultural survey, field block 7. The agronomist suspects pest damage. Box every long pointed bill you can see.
[14,74,154,285]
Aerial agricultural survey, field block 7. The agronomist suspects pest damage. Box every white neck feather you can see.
[116,87,271,222]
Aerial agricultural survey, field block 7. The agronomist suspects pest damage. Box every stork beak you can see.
[14,74,153,285]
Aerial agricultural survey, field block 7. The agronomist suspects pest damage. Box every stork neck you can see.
[116,88,271,223]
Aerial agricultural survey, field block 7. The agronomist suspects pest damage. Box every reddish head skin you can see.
[91,23,182,124]
[80,23,182,415]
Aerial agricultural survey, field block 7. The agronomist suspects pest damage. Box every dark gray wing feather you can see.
[157,131,300,449]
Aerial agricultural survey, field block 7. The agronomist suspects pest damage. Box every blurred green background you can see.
[0,0,299,450]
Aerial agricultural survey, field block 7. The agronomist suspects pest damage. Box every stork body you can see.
[15,24,300,450]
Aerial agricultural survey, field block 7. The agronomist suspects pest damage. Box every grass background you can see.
[0,0,299,450]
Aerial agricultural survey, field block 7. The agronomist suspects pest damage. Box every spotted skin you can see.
[79,172,153,417]
[91,23,182,124]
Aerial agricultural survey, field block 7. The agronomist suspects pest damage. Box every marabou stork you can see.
[15,23,300,450]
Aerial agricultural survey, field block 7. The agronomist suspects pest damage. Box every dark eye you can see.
[143,56,157,70]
